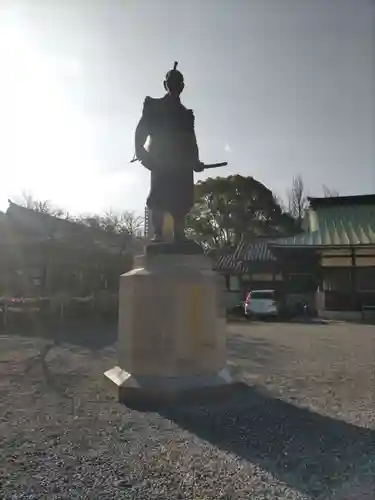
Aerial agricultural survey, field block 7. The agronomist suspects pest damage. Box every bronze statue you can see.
[134,62,226,243]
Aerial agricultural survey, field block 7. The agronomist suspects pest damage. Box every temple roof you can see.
[214,195,375,271]
[1,202,129,251]
[272,195,375,247]
[215,240,276,272]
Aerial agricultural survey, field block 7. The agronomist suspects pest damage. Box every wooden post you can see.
[351,248,357,310]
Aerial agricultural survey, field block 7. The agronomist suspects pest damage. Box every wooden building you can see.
[0,202,134,298]
[215,239,285,309]
[215,194,375,315]
[216,239,278,287]
[271,194,375,314]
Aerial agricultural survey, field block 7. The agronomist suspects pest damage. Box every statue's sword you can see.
[130,157,228,170]
[201,162,228,170]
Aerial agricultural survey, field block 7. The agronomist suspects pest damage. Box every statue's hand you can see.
[193,162,204,173]
[136,147,153,171]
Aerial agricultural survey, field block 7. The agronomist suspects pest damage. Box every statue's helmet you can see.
[164,61,184,94]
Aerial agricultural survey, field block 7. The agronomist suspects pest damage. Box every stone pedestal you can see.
[104,242,235,405]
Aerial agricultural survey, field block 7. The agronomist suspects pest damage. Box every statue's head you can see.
[164,61,184,97]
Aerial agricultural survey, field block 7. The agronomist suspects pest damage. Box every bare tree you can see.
[118,211,144,236]
[76,210,144,236]
[14,191,67,218]
[287,175,309,222]
[322,185,339,197]
[14,192,144,238]
[273,194,287,213]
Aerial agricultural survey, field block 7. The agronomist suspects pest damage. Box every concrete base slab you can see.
[104,365,240,407]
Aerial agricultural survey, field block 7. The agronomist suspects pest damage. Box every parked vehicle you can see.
[244,289,279,319]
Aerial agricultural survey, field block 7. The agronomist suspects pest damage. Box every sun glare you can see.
[0,13,96,212]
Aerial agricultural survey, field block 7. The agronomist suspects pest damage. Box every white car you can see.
[244,289,279,318]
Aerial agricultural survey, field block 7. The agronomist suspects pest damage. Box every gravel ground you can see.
[0,319,375,499]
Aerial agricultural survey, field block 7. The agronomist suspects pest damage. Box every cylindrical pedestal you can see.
[104,246,234,404]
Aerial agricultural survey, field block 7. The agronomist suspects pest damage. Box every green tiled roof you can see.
[272,203,375,247]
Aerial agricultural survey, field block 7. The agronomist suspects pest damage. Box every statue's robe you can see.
[141,95,199,219]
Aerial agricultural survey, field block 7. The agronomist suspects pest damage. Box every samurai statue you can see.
[134,62,204,243]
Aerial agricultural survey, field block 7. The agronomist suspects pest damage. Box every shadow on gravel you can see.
[161,385,375,499]
[2,317,118,351]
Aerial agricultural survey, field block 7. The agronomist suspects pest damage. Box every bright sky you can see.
[0,0,373,215]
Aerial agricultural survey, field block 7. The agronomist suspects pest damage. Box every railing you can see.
[0,297,50,326]
[0,292,118,326]
[361,305,375,320]
[324,290,375,313]
[324,291,359,311]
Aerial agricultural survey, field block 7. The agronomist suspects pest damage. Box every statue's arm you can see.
[135,97,151,163]
[189,111,204,172]
[135,119,148,158]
